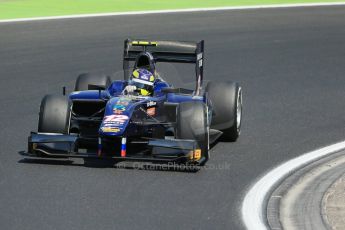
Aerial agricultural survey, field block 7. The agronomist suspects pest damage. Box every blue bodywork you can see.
[69,79,206,137]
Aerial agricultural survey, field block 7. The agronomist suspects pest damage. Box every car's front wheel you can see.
[176,101,209,166]
[38,95,70,134]
[74,73,112,91]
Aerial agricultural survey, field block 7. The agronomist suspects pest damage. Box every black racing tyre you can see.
[38,95,70,134]
[206,81,242,142]
[74,73,112,91]
[176,101,209,166]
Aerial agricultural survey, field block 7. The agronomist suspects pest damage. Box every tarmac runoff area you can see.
[267,150,345,230]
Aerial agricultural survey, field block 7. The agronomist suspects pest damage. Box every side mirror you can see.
[161,87,178,93]
[161,87,194,94]
[88,84,106,90]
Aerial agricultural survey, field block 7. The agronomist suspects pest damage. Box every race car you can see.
[25,39,242,166]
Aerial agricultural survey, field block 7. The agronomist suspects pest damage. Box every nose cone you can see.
[99,97,133,136]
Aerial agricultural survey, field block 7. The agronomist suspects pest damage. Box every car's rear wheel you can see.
[206,81,242,141]
[74,73,112,91]
[176,101,209,166]
[38,95,70,134]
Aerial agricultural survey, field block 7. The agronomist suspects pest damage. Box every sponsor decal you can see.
[113,98,130,115]
[131,41,158,47]
[117,98,130,106]
[103,121,125,126]
[113,104,126,114]
[134,69,154,82]
[199,59,203,67]
[114,104,126,110]
[113,110,123,114]
[197,53,203,67]
[103,115,129,125]
[147,101,156,107]
[113,98,130,114]
[197,53,203,60]
[101,127,120,133]
[147,107,156,116]
[141,74,149,81]
[103,123,116,127]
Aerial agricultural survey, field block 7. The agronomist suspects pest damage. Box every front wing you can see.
[24,132,205,164]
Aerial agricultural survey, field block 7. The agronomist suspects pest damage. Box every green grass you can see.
[0,0,344,20]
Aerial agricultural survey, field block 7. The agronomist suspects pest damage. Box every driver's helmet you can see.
[131,68,155,96]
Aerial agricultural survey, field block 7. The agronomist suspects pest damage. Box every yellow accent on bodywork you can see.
[188,149,202,161]
[194,149,202,160]
[149,75,155,82]
[131,41,158,46]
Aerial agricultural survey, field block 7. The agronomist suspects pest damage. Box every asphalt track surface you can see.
[1,6,345,230]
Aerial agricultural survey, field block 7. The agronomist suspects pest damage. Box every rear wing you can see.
[123,39,204,95]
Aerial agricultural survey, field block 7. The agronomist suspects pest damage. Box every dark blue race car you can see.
[26,39,242,166]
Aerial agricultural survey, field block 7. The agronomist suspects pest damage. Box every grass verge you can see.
[0,0,344,20]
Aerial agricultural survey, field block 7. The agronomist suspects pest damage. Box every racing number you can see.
[104,115,129,123]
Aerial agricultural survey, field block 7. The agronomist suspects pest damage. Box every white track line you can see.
[1,2,345,23]
[242,141,345,230]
